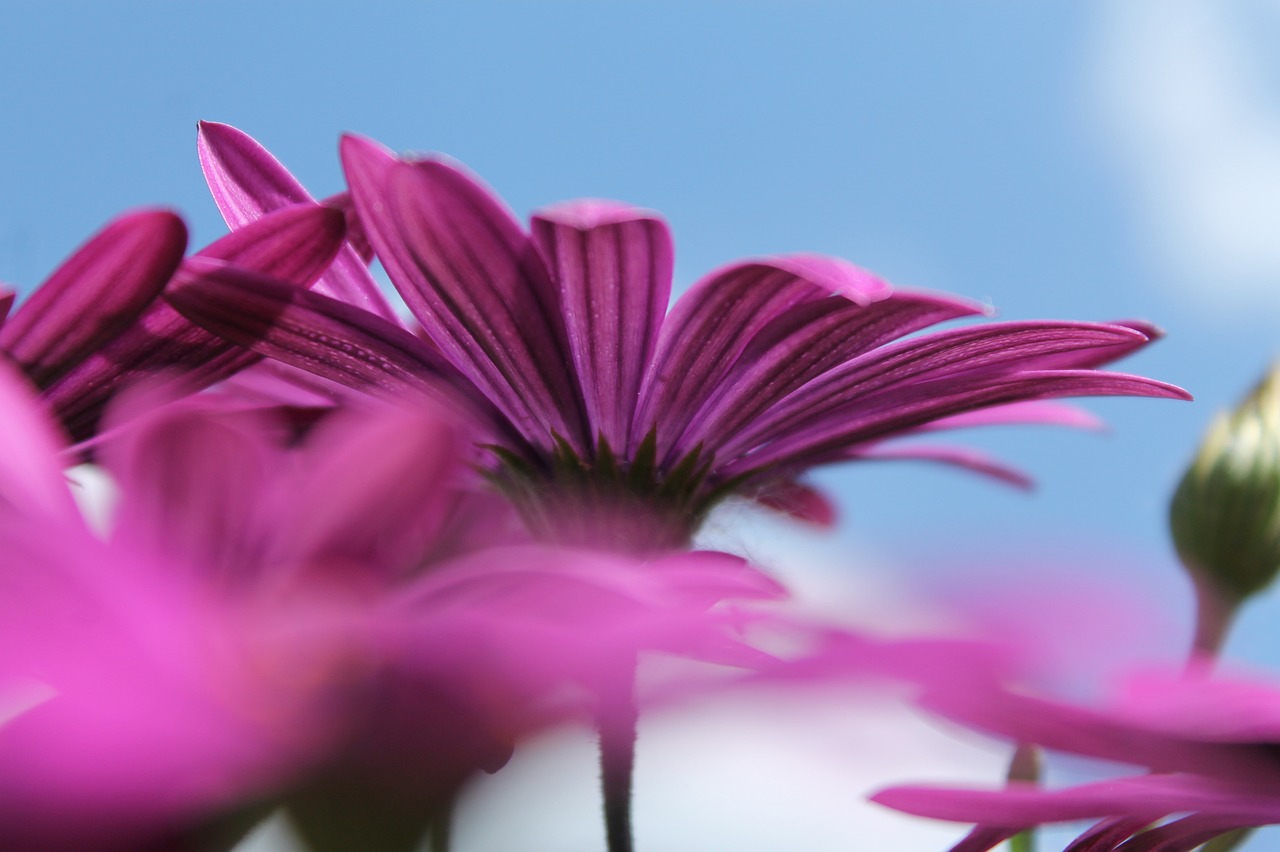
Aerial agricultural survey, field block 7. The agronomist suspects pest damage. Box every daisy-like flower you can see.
[175,124,1189,554]
[0,360,778,851]
[872,663,1280,851]
[0,200,348,442]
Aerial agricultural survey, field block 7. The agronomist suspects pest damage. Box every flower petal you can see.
[726,368,1191,476]
[680,290,986,454]
[636,256,895,460]
[342,135,582,447]
[848,443,1035,489]
[42,205,347,441]
[165,258,513,442]
[198,121,396,320]
[0,211,187,387]
[531,201,673,453]
[721,321,1187,466]
[0,360,78,520]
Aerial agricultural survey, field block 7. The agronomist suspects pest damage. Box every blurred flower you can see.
[0,200,349,443]
[872,662,1280,851]
[0,362,781,851]
[1171,365,1280,654]
[172,123,1190,554]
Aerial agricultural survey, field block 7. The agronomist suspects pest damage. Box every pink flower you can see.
[872,664,1280,851]
[0,361,779,849]
[172,123,1189,552]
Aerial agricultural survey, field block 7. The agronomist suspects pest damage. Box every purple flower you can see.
[174,124,1189,552]
[872,664,1280,851]
[0,360,778,849]
[0,200,349,442]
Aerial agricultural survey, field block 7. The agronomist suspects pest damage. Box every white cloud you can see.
[1088,0,1280,312]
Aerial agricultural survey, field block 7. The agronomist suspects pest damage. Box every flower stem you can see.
[597,659,639,852]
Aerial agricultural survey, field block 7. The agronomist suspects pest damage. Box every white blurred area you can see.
[1087,0,1280,312]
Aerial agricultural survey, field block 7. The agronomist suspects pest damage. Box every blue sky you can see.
[5,2,1280,848]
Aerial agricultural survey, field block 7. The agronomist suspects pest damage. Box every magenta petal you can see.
[342,136,582,446]
[636,256,901,460]
[681,290,986,453]
[41,205,348,441]
[194,202,346,283]
[320,191,375,263]
[849,443,1034,489]
[919,400,1107,433]
[274,404,466,573]
[103,396,274,579]
[531,201,672,452]
[0,361,78,520]
[722,321,1189,468]
[198,121,396,320]
[0,210,187,387]
[0,287,14,327]
[752,479,839,527]
[165,259,512,441]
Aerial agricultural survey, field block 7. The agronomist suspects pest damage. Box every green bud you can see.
[1171,366,1280,604]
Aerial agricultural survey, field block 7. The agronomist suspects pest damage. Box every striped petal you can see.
[722,321,1180,462]
[531,201,672,452]
[0,211,187,387]
[636,255,889,461]
[681,290,985,453]
[726,368,1189,476]
[342,135,583,447]
[198,121,395,320]
[43,205,346,441]
[165,259,513,444]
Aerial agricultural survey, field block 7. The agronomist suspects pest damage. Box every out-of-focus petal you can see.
[531,201,672,453]
[0,361,78,520]
[847,443,1035,490]
[0,210,187,387]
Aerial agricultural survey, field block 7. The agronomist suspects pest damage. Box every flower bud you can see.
[1171,366,1280,604]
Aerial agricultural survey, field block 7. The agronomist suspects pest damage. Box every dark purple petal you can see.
[198,121,396,320]
[751,479,838,527]
[680,290,986,454]
[0,211,187,387]
[531,201,672,452]
[42,205,347,441]
[165,258,513,443]
[342,135,583,447]
[0,287,17,328]
[320,191,375,263]
[636,256,894,460]
[722,321,1186,464]
[726,368,1191,477]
